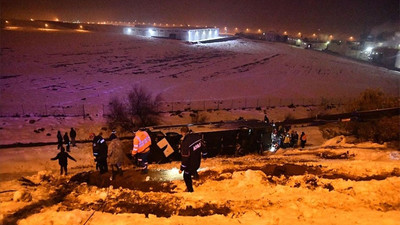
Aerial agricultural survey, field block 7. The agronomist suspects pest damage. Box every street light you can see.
[283,31,287,35]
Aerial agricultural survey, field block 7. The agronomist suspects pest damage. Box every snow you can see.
[1,28,399,110]
[1,27,400,225]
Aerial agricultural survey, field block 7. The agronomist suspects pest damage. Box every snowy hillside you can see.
[1,28,399,111]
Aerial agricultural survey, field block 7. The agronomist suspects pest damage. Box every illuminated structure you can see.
[123,25,219,42]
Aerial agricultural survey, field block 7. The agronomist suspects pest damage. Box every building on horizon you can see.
[123,25,220,42]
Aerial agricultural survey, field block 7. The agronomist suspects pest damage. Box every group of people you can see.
[52,128,77,175]
[271,128,307,150]
[90,130,125,180]
[56,128,77,152]
[50,125,207,193]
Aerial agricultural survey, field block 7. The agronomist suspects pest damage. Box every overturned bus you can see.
[145,119,273,163]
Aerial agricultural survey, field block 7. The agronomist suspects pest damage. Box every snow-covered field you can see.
[1,28,399,109]
[1,26,400,225]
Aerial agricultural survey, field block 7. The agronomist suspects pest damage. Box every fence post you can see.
[82,104,86,119]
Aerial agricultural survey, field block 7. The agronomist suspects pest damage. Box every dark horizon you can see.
[1,0,399,38]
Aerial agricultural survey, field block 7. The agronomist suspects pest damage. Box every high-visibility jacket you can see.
[132,130,151,155]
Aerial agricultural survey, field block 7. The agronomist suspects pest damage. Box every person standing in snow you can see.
[131,127,152,174]
[107,131,124,180]
[179,126,205,192]
[63,132,70,152]
[51,145,76,175]
[70,128,77,147]
[91,132,108,173]
[290,130,299,148]
[264,113,270,124]
[57,131,63,149]
[300,132,307,149]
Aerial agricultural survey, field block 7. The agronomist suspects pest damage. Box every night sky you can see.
[1,0,399,36]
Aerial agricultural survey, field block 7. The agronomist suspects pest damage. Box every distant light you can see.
[55,18,59,22]
[298,32,301,36]
[283,31,287,35]
[329,35,333,39]
[45,23,48,28]
[365,47,373,52]
[258,29,261,33]
[148,28,155,36]
[124,27,132,35]
[30,18,34,21]
[246,28,249,32]
[349,36,354,41]
[79,25,83,29]
[312,33,316,37]
[235,27,238,31]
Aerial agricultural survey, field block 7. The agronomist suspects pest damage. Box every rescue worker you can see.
[91,132,108,173]
[107,132,124,180]
[131,128,151,174]
[51,145,76,175]
[179,126,205,192]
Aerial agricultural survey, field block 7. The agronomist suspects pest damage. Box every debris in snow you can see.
[13,190,32,202]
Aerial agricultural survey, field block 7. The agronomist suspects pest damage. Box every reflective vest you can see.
[132,130,151,155]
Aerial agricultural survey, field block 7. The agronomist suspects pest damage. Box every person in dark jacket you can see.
[300,132,307,149]
[63,132,70,152]
[70,128,77,147]
[91,132,108,174]
[109,130,117,141]
[179,126,205,192]
[51,146,76,175]
[57,131,63,149]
